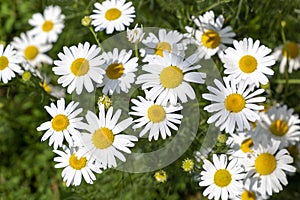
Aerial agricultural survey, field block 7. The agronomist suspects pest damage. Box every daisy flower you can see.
[232,178,268,200]
[127,24,145,44]
[256,104,300,148]
[53,145,103,187]
[244,140,296,197]
[199,154,245,200]
[28,5,65,43]
[53,42,105,94]
[185,10,236,60]
[272,41,300,73]
[76,105,138,168]
[202,77,266,133]
[136,52,206,105]
[91,0,135,34]
[37,98,83,150]
[129,95,183,141]
[141,28,185,57]
[11,32,52,68]
[99,48,138,95]
[222,38,275,87]
[0,44,23,84]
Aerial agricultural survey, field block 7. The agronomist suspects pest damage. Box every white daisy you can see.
[244,140,296,197]
[37,98,83,150]
[76,105,138,168]
[91,0,135,34]
[199,154,245,200]
[129,95,183,141]
[232,178,268,200]
[28,5,65,43]
[185,10,236,60]
[202,77,266,134]
[127,24,145,44]
[141,28,185,58]
[53,42,105,94]
[136,52,206,105]
[53,145,103,187]
[222,38,275,87]
[11,32,53,68]
[0,44,23,84]
[99,48,138,95]
[272,41,300,73]
[256,104,300,148]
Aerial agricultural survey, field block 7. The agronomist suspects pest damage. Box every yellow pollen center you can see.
[69,153,87,170]
[42,20,54,32]
[92,127,114,149]
[70,58,90,76]
[52,114,70,131]
[224,93,246,113]
[255,153,276,175]
[105,8,121,21]
[160,66,183,88]
[283,42,299,59]
[155,42,172,57]
[201,30,221,49]
[214,169,232,187]
[269,120,289,137]
[106,63,124,79]
[239,55,258,73]
[241,190,256,200]
[24,45,39,61]
[241,138,254,153]
[147,105,166,123]
[0,56,9,70]
[182,159,194,172]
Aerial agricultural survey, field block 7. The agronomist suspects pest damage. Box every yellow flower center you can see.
[255,153,276,175]
[240,138,254,153]
[92,127,114,149]
[51,114,70,131]
[70,58,90,76]
[160,66,183,88]
[24,45,39,61]
[40,81,52,93]
[182,158,194,172]
[69,153,87,170]
[106,63,124,79]
[147,105,166,123]
[269,120,289,137]
[201,30,221,49]
[241,190,256,200]
[239,55,257,73]
[155,42,172,57]
[214,169,232,187]
[105,8,121,21]
[283,42,299,59]
[224,94,246,113]
[287,145,299,158]
[154,170,167,183]
[42,20,54,32]
[0,56,9,70]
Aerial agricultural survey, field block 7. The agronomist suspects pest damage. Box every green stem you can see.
[274,79,300,84]
[134,43,139,58]
[89,26,104,51]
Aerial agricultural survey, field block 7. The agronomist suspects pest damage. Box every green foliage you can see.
[1,0,300,199]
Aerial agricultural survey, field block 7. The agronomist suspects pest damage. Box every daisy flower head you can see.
[127,24,145,44]
[91,0,135,34]
[141,28,185,58]
[272,41,300,73]
[37,98,83,150]
[28,5,65,43]
[77,105,138,168]
[222,38,275,87]
[129,95,183,141]
[244,140,296,197]
[53,42,105,95]
[99,48,138,95]
[53,145,103,187]
[232,178,269,200]
[136,52,206,105]
[185,10,236,60]
[256,104,300,148]
[202,77,266,134]
[199,154,245,200]
[0,44,23,84]
[11,32,53,68]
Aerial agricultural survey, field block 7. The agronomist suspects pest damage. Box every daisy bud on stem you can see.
[81,16,92,27]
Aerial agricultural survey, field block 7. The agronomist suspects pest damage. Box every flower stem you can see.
[89,26,104,51]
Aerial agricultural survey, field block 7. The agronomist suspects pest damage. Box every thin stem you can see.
[274,79,300,84]
[89,26,104,51]
[134,43,139,58]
